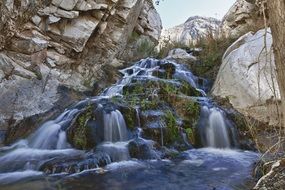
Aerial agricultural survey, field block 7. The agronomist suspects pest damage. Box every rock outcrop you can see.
[212,29,280,126]
[221,0,264,38]
[0,0,162,144]
[158,16,220,48]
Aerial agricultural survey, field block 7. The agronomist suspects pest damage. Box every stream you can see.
[0,58,259,190]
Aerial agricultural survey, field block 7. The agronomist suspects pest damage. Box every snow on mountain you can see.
[159,16,221,48]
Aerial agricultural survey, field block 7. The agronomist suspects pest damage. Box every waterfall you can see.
[103,110,128,142]
[28,109,78,150]
[0,57,243,185]
[135,107,141,128]
[199,104,232,149]
[206,109,230,148]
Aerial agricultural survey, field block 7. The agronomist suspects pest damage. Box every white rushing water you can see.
[0,58,247,187]
[199,104,232,148]
[104,110,128,142]
[207,109,230,148]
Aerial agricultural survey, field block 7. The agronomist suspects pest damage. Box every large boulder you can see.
[0,0,162,145]
[221,0,263,38]
[212,29,280,125]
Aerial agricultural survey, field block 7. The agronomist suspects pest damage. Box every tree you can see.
[267,0,285,128]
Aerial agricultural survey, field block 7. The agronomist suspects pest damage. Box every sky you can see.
[154,0,236,29]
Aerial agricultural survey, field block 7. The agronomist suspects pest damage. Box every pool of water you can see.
[0,148,259,190]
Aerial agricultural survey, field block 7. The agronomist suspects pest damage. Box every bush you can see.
[193,31,237,79]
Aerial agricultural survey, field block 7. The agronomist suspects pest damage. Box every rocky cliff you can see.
[221,0,264,37]
[0,0,162,144]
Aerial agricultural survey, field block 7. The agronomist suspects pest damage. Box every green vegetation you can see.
[73,104,94,149]
[164,110,179,144]
[185,128,195,143]
[185,101,200,120]
[120,106,136,130]
[191,33,237,78]
[157,31,238,80]
[180,81,201,97]
[137,39,156,57]
[156,39,188,59]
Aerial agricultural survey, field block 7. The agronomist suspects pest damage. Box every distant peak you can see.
[185,16,221,24]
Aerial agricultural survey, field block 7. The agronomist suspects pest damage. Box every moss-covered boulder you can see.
[67,104,100,150]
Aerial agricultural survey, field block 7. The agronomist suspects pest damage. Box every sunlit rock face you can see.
[212,29,280,126]
[221,0,263,38]
[158,16,220,48]
[0,0,161,142]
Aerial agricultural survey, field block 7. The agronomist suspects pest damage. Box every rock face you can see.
[118,0,162,62]
[221,0,263,38]
[158,16,220,48]
[0,0,162,144]
[212,29,280,125]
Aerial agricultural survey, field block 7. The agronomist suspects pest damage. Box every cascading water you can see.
[103,110,128,142]
[206,107,230,148]
[0,58,258,190]
[197,99,237,149]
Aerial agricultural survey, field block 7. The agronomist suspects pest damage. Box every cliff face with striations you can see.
[0,0,162,144]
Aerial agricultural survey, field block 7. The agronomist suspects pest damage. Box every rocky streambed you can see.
[0,58,259,190]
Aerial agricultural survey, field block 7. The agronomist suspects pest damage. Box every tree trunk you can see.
[267,0,285,128]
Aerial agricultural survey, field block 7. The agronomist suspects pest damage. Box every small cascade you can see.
[103,110,128,142]
[56,131,69,149]
[28,109,79,149]
[198,103,233,149]
[96,142,130,162]
[207,109,230,148]
[135,107,141,128]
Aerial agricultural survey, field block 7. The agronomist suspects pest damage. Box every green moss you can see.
[185,101,200,119]
[159,63,176,79]
[164,110,179,144]
[73,104,94,149]
[185,128,195,144]
[120,107,136,130]
[180,81,201,97]
[123,84,145,96]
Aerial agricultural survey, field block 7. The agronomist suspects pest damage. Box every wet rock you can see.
[67,102,109,150]
[128,137,160,160]
[67,99,134,150]
[39,151,111,174]
[4,85,85,144]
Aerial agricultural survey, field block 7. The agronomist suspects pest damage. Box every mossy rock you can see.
[160,62,176,77]
[163,110,180,145]
[180,81,202,97]
[67,104,95,150]
[152,62,176,79]
[119,106,137,130]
